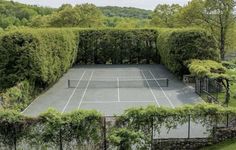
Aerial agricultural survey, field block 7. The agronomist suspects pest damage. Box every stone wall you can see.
[153,127,236,150]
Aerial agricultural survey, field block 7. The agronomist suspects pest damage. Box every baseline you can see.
[82,101,154,103]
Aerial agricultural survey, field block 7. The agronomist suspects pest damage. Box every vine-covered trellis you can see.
[0,104,235,150]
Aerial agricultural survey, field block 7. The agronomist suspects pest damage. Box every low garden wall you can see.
[153,127,236,150]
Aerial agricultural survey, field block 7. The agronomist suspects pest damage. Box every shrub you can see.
[1,81,31,111]
[157,28,219,76]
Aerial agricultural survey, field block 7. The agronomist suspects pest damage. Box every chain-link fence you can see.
[195,77,223,104]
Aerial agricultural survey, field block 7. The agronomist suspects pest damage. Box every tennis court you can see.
[23,64,202,116]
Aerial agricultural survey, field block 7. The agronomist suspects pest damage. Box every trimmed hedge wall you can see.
[78,29,158,64]
[0,28,219,110]
[157,28,219,76]
[0,29,79,110]
[0,29,78,89]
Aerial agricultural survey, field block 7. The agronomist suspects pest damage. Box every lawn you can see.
[201,139,236,150]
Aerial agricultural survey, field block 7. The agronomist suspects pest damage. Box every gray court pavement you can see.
[23,64,202,116]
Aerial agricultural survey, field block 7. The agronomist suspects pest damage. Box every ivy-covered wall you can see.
[0,104,235,149]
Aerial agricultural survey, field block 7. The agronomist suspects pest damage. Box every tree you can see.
[150,4,182,27]
[49,7,80,27]
[178,0,236,60]
[49,3,104,28]
[57,4,73,11]
[74,3,104,28]
[188,59,232,106]
[29,15,51,27]
[0,27,3,34]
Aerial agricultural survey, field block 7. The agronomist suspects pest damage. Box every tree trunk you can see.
[225,80,230,107]
[220,26,225,60]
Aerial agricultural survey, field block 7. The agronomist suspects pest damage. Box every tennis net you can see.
[68,78,169,88]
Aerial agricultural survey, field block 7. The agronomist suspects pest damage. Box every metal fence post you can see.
[13,125,17,150]
[103,117,107,150]
[59,128,63,150]
[151,116,154,150]
[188,114,191,139]
[226,113,229,128]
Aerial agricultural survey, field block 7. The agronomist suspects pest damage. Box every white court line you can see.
[149,71,175,108]
[61,71,86,113]
[77,71,94,109]
[141,71,160,107]
[83,101,155,103]
[117,78,120,102]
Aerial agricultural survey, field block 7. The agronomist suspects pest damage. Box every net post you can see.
[68,79,70,88]
[166,79,169,87]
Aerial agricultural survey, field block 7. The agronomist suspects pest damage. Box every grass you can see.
[201,139,236,150]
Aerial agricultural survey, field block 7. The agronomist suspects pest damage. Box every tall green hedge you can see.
[0,29,78,89]
[78,29,158,64]
[157,28,219,76]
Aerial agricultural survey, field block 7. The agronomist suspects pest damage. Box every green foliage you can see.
[0,109,33,149]
[46,3,104,28]
[38,109,63,147]
[176,0,236,60]
[222,61,236,69]
[61,110,102,147]
[188,59,234,105]
[111,103,236,149]
[150,4,182,28]
[0,0,54,29]
[188,59,228,79]
[0,28,78,89]
[0,109,102,149]
[99,6,152,19]
[157,28,219,76]
[0,104,235,148]
[104,17,150,28]
[1,81,31,111]
[108,128,143,150]
[78,29,158,64]
[201,139,236,150]
[0,28,3,34]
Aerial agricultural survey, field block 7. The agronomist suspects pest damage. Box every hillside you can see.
[0,0,54,28]
[99,6,152,19]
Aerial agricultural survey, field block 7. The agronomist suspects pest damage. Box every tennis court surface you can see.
[23,64,202,116]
